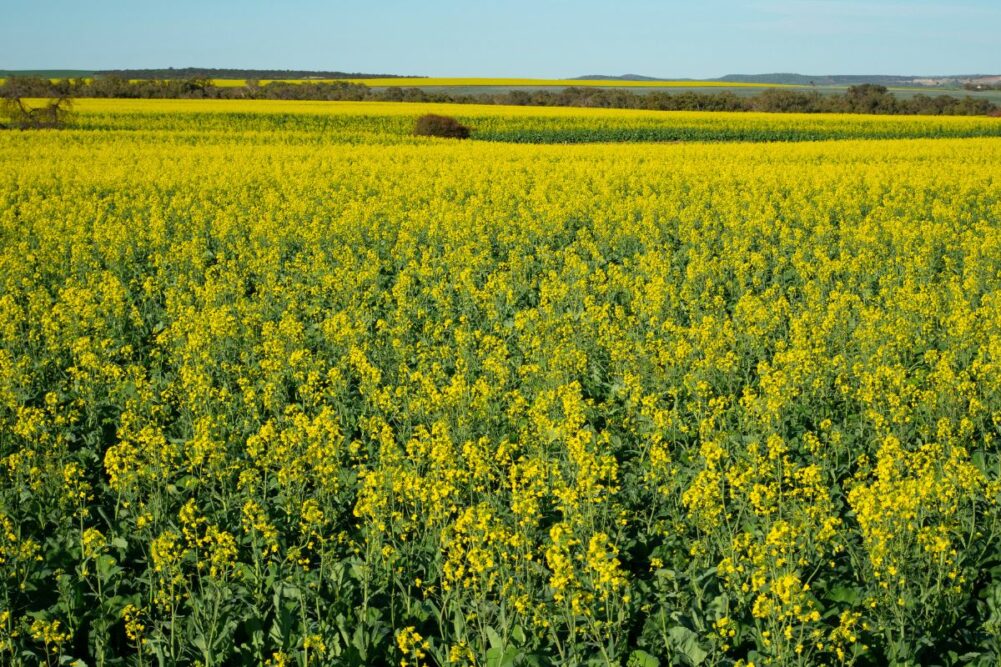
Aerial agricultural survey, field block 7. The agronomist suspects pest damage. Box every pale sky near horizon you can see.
[1,0,998,77]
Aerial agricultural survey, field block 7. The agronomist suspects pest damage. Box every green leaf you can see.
[351,624,368,659]
[484,625,503,650]
[628,649,660,667]
[485,646,519,667]
[96,554,120,579]
[828,585,861,605]
[668,626,708,666]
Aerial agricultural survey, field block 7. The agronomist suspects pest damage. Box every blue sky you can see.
[2,0,998,77]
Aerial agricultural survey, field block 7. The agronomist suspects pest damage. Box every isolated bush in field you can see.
[413,113,471,138]
[1,77,74,129]
[0,95,73,129]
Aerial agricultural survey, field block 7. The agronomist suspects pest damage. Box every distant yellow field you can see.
[37,99,1001,146]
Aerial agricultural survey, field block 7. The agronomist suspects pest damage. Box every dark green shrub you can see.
[413,114,470,139]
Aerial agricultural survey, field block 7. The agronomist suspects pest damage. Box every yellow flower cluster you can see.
[397,626,429,667]
[29,619,71,654]
[121,604,146,644]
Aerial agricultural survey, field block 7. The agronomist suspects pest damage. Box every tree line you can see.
[3,76,999,117]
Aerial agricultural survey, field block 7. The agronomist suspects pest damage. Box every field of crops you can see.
[59,99,1001,144]
[2,100,1001,666]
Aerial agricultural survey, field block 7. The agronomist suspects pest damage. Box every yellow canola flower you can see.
[1,97,1001,666]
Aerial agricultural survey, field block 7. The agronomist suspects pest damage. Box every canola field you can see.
[62,99,1001,144]
[2,100,1001,666]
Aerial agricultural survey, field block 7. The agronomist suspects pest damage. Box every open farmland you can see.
[57,99,1001,143]
[2,100,1001,666]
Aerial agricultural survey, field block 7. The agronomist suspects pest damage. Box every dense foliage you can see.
[3,76,999,117]
[2,101,1001,666]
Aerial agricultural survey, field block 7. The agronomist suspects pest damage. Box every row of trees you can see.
[2,76,223,100]
[494,84,1000,116]
[3,76,999,117]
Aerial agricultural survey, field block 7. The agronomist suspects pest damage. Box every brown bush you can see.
[413,114,470,139]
